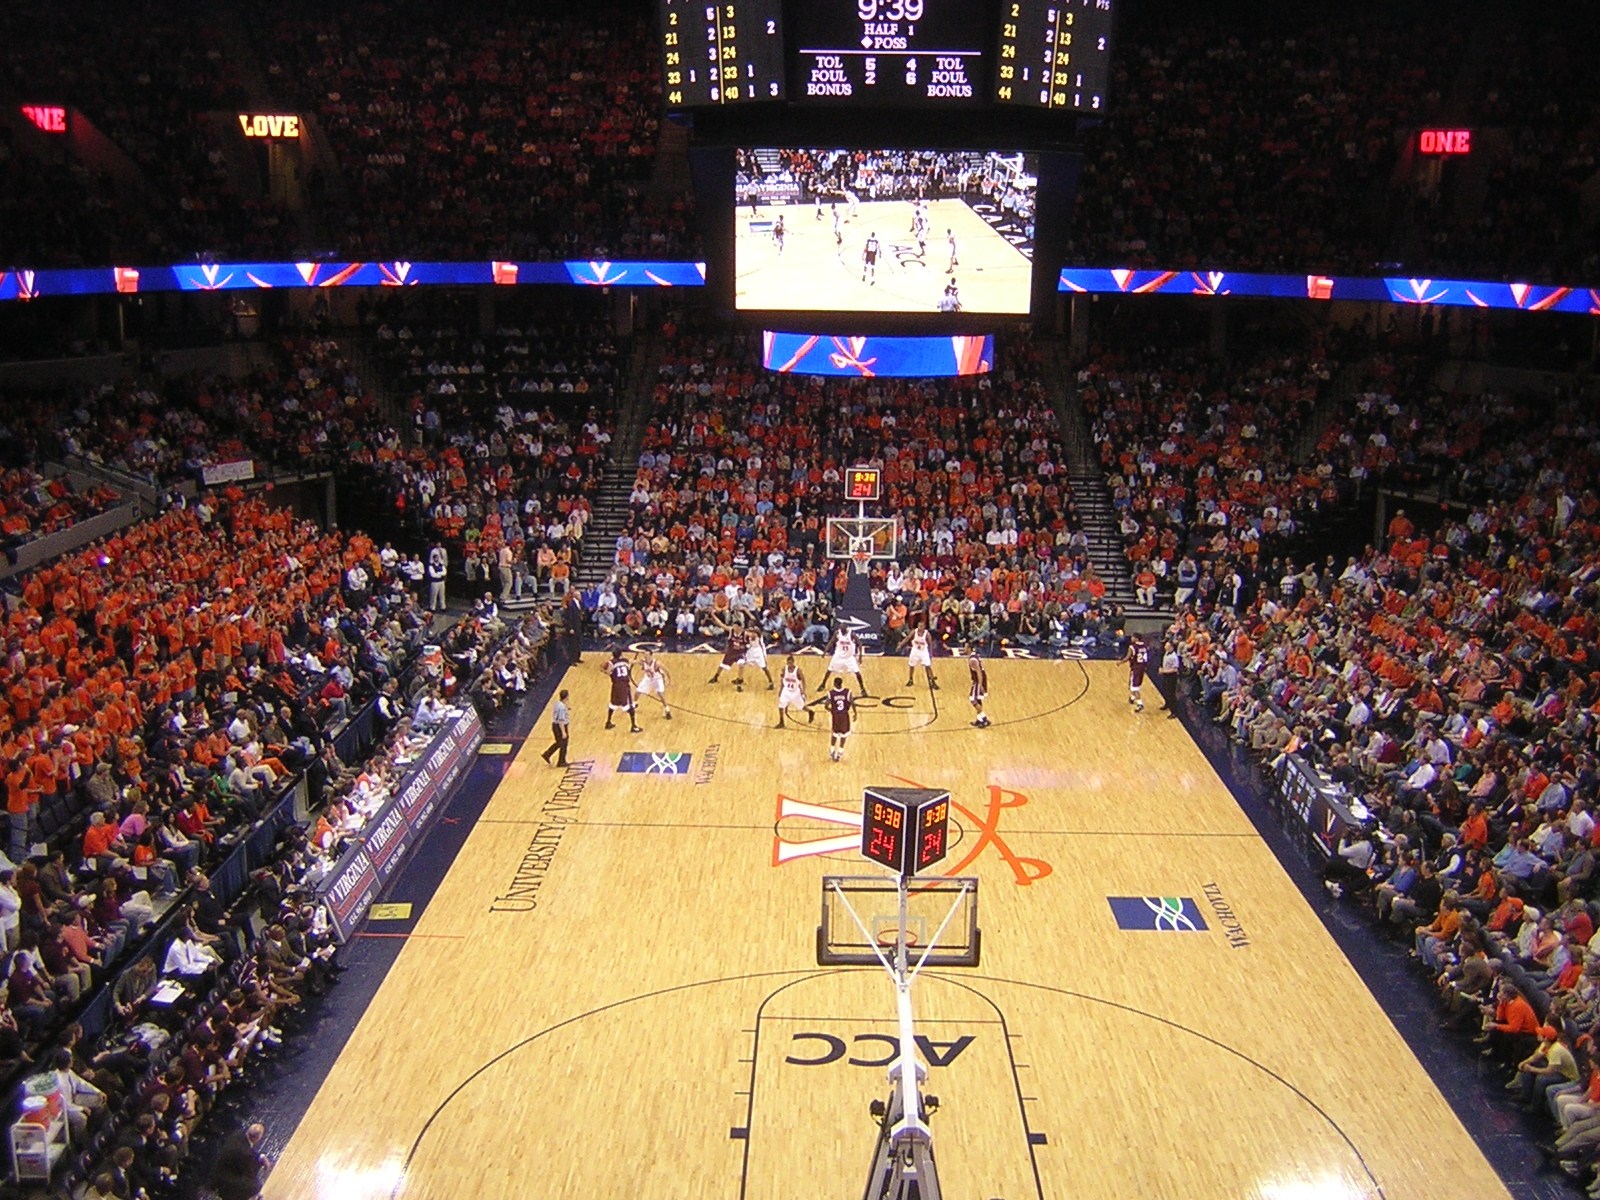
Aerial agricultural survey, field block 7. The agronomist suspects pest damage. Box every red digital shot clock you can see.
[846,467,882,503]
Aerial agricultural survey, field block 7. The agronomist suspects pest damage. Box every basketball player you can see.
[707,616,753,689]
[832,203,843,251]
[946,229,959,272]
[772,214,785,256]
[741,624,777,690]
[827,676,856,761]
[862,233,880,285]
[905,622,938,690]
[603,649,641,733]
[845,188,860,220]
[967,648,991,727]
[1126,634,1150,713]
[636,648,672,720]
[775,655,814,728]
[820,623,869,696]
[939,277,961,313]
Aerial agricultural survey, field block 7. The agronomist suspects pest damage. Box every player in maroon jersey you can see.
[967,648,990,728]
[826,677,856,762]
[1125,634,1150,713]
[707,616,755,690]
[604,649,641,733]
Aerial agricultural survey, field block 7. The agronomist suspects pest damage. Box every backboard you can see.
[818,875,980,967]
[825,516,900,564]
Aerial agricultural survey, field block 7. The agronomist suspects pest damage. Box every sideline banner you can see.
[320,707,484,940]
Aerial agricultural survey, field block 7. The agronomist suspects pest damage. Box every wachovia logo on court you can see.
[1106,897,1209,932]
[617,751,693,776]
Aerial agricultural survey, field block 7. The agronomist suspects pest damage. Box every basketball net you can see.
[848,533,875,576]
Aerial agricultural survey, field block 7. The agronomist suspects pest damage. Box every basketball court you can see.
[735,198,1033,313]
[264,652,1509,1200]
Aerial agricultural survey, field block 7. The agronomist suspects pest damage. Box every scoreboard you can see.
[657,0,1115,112]
[659,0,786,108]
[792,0,986,107]
[994,0,1115,112]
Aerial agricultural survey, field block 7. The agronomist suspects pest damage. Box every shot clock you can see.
[861,787,952,877]
[846,466,882,503]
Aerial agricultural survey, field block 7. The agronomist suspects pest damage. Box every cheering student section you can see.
[734,149,1036,314]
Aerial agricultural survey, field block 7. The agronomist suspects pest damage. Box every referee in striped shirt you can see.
[542,690,571,767]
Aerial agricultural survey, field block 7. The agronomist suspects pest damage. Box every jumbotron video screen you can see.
[734,148,1038,314]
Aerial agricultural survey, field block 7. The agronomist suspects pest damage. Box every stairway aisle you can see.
[562,329,665,596]
[1040,336,1167,625]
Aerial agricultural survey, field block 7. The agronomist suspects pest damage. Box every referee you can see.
[541,689,571,767]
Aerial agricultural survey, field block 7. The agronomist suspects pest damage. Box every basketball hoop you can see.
[848,534,875,576]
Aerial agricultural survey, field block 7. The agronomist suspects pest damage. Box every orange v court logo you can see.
[772,775,1053,886]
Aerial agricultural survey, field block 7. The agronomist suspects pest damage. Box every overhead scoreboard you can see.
[659,0,786,107]
[792,0,986,107]
[994,0,1115,112]
[656,0,1114,112]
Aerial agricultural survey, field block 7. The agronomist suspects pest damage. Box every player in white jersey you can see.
[967,648,990,728]
[741,629,776,690]
[636,649,672,720]
[905,623,938,690]
[775,655,814,728]
[821,626,868,696]
[946,228,959,272]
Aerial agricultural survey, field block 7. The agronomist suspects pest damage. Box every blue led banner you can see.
[762,332,995,376]
[1056,268,1600,315]
[0,260,707,302]
[1,258,1594,314]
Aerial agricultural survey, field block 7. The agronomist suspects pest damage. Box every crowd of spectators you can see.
[0,468,122,558]
[5,0,1598,279]
[1064,1,1460,274]
[1170,360,1600,1189]
[354,310,621,598]
[581,323,1135,650]
[0,464,576,1194]
[1078,337,1338,609]
[0,0,292,267]
[252,0,688,262]
[1410,5,1600,282]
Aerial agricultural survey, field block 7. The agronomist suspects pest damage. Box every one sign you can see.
[1417,129,1471,156]
[237,113,301,139]
[861,786,951,877]
[20,105,66,133]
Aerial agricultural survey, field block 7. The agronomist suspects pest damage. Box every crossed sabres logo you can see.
[772,774,1053,886]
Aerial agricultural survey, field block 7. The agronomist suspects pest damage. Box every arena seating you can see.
[358,310,620,594]
[1077,338,1340,604]
[1174,368,1600,1182]
[598,325,1106,648]
[249,0,688,261]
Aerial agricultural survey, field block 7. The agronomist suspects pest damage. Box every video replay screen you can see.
[734,148,1037,314]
